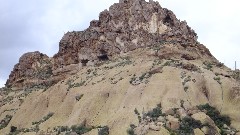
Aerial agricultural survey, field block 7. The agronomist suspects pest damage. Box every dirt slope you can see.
[0,48,240,135]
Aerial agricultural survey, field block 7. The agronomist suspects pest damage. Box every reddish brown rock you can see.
[6,51,53,89]
[6,0,215,89]
[52,0,204,74]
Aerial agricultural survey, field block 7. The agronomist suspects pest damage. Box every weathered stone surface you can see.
[6,0,215,89]
[191,112,214,126]
[166,115,179,130]
[135,124,149,135]
[192,112,220,135]
[176,108,187,119]
[6,51,54,89]
[194,128,205,135]
[52,0,213,77]
[149,122,160,131]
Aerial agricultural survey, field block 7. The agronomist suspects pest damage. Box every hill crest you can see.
[5,0,214,90]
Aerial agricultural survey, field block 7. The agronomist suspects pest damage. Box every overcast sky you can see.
[0,0,239,87]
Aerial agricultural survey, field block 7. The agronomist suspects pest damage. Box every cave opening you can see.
[98,49,109,61]
[81,59,89,67]
[163,15,174,27]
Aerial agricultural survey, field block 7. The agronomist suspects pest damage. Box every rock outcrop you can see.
[6,0,214,89]
[53,0,203,72]
[6,52,53,89]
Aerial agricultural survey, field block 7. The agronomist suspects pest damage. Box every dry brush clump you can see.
[127,103,237,135]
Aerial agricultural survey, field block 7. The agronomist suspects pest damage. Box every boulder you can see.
[166,115,179,130]
[149,122,160,131]
[194,128,205,135]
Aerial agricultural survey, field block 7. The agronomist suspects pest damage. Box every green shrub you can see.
[98,126,109,135]
[10,126,17,133]
[178,117,202,134]
[134,108,140,115]
[203,61,213,71]
[127,128,135,135]
[213,77,222,84]
[184,86,189,92]
[0,115,12,130]
[197,104,231,128]
[72,125,93,134]
[75,94,84,101]
[232,70,240,80]
[129,74,137,85]
[146,105,164,120]
[32,112,54,125]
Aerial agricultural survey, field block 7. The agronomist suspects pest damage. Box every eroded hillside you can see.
[1,48,240,135]
[1,0,240,135]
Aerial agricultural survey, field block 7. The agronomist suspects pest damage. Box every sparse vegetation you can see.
[214,77,222,84]
[111,58,132,68]
[53,123,95,135]
[181,74,191,92]
[129,74,137,85]
[98,126,109,135]
[129,102,237,135]
[8,124,40,135]
[197,103,232,134]
[32,112,54,125]
[182,76,191,85]
[127,124,136,135]
[66,79,86,91]
[178,117,202,135]
[145,104,165,121]
[134,108,141,122]
[0,115,12,130]
[184,86,189,92]
[232,70,240,80]
[75,94,84,101]
[203,61,213,71]
[129,71,158,85]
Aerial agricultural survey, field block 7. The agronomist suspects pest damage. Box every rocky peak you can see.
[53,0,200,71]
[6,0,214,89]
[6,51,53,89]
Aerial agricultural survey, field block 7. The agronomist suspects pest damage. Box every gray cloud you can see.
[0,0,239,87]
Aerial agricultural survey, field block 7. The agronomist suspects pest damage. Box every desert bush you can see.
[10,126,17,133]
[178,116,202,135]
[232,70,240,80]
[213,77,221,84]
[71,125,93,135]
[98,126,109,135]
[134,108,140,115]
[75,94,84,101]
[32,112,54,125]
[127,124,136,135]
[197,104,231,128]
[184,86,189,92]
[203,61,213,71]
[145,104,164,120]
[0,115,12,130]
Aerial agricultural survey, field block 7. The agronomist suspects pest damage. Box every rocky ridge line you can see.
[6,0,213,89]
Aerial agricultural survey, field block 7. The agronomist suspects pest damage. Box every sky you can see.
[0,0,240,87]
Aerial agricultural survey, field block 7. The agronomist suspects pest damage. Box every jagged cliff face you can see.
[1,0,240,135]
[53,0,210,74]
[6,0,213,89]
[6,52,53,89]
